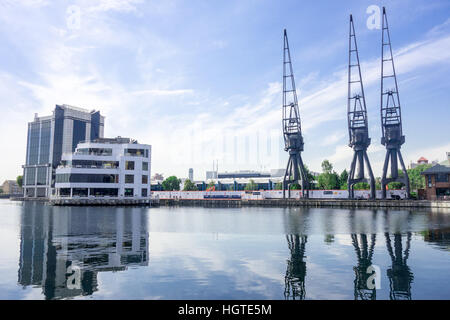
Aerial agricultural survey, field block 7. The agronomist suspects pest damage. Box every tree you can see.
[321,160,333,174]
[317,160,339,190]
[303,164,317,188]
[207,180,216,189]
[408,164,432,191]
[387,170,405,190]
[290,183,302,190]
[162,176,181,191]
[275,182,283,190]
[353,182,370,190]
[16,175,23,188]
[339,170,348,189]
[317,172,339,190]
[244,179,258,191]
[183,179,198,191]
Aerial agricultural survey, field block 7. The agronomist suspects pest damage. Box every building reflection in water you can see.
[284,234,307,300]
[351,233,377,300]
[17,204,149,299]
[385,232,413,300]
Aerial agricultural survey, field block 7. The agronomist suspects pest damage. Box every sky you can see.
[0,0,449,181]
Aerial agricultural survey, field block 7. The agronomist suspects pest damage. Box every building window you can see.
[25,167,36,186]
[37,167,47,185]
[125,161,135,170]
[125,188,134,197]
[56,173,119,183]
[75,148,112,156]
[142,175,148,184]
[141,188,147,197]
[428,175,432,188]
[125,175,134,184]
[142,162,148,171]
[72,188,88,197]
[90,188,118,197]
[124,148,146,157]
[436,173,449,183]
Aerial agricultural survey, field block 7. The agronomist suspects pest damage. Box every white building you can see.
[53,137,151,199]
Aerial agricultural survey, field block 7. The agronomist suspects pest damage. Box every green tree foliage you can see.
[339,169,349,190]
[303,164,316,186]
[321,160,333,174]
[387,164,432,191]
[290,183,301,190]
[408,164,432,190]
[182,179,198,191]
[244,179,258,191]
[317,160,340,190]
[16,175,23,188]
[275,182,283,190]
[162,176,181,191]
[317,172,340,190]
[353,182,370,190]
[207,180,216,189]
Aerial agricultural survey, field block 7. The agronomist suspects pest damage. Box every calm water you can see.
[0,199,449,300]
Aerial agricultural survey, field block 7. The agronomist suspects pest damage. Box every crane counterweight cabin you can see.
[380,7,410,199]
[347,15,376,199]
[282,29,309,199]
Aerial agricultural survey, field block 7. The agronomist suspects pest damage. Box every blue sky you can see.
[0,0,449,180]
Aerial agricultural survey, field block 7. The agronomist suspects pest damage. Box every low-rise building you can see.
[409,156,438,169]
[421,164,450,200]
[1,180,22,195]
[54,137,151,199]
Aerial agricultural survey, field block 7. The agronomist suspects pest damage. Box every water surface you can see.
[0,199,449,300]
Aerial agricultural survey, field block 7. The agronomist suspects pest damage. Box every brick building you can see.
[421,164,450,200]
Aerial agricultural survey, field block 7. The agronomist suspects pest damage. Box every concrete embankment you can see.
[48,198,155,206]
[158,198,450,209]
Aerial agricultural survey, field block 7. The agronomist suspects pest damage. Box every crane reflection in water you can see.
[351,233,377,300]
[284,234,307,300]
[385,232,414,300]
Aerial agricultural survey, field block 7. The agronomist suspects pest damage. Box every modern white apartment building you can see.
[54,137,151,199]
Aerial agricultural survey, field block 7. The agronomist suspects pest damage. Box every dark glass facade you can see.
[25,168,36,186]
[56,174,119,184]
[90,111,101,141]
[52,105,64,168]
[28,122,40,165]
[36,167,47,185]
[72,120,86,152]
[39,120,51,164]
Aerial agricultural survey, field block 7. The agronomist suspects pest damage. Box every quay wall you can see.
[158,198,450,209]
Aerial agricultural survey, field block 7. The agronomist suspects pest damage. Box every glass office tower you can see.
[23,104,105,198]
